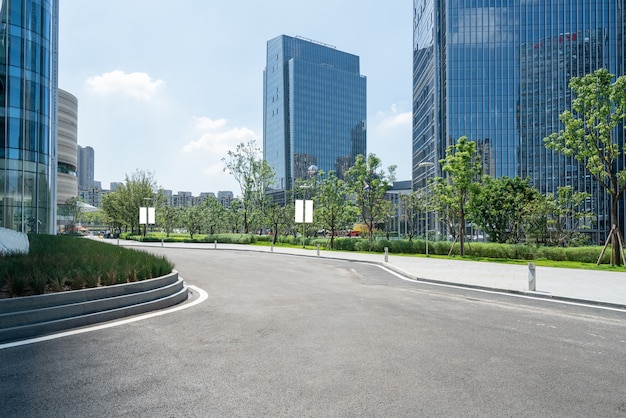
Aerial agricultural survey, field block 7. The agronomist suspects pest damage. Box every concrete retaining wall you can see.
[0,271,188,344]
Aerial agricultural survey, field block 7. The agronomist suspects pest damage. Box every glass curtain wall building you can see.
[0,0,58,234]
[263,35,366,198]
[413,0,625,243]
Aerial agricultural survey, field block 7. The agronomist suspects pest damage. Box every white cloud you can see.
[181,117,256,155]
[376,105,412,130]
[86,70,165,101]
[369,105,413,180]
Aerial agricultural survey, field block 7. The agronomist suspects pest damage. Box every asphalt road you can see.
[2,248,626,417]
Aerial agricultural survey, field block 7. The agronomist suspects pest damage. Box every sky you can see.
[58,1,413,197]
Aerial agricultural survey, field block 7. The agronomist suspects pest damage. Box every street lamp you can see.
[418,162,434,257]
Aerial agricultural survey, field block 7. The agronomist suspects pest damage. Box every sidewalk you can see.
[111,239,626,309]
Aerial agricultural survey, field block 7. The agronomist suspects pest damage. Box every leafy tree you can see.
[264,200,292,245]
[439,136,482,256]
[183,205,204,239]
[345,154,396,242]
[400,190,428,242]
[225,199,243,233]
[159,205,181,237]
[314,171,356,249]
[222,140,275,234]
[101,170,160,234]
[525,187,593,246]
[60,197,84,233]
[430,177,460,243]
[203,196,226,235]
[470,176,540,244]
[545,69,626,263]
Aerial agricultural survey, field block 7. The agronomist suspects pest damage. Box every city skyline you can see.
[58,1,412,197]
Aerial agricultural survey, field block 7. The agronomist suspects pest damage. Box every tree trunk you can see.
[611,196,621,266]
[459,202,466,257]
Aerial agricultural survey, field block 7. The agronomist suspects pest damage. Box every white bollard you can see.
[384,247,389,263]
[528,262,536,291]
[214,240,217,249]
[317,244,320,256]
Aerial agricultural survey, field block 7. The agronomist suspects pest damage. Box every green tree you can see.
[222,140,275,234]
[345,154,396,242]
[545,69,626,263]
[525,187,593,246]
[430,177,460,243]
[470,176,539,244]
[226,199,243,233]
[159,205,181,237]
[314,171,356,249]
[264,200,292,245]
[101,170,160,234]
[183,205,204,239]
[203,196,226,235]
[439,136,482,256]
[400,190,428,242]
[60,197,84,233]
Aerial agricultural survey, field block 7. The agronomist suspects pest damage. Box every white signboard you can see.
[139,207,156,225]
[294,199,313,223]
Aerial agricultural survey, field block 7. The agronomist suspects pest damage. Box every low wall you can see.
[0,271,188,343]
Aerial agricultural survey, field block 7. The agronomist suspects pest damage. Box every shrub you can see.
[333,238,358,251]
[0,235,174,297]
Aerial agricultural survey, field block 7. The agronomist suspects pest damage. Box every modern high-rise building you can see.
[77,145,95,190]
[263,35,367,198]
[413,1,625,242]
[0,0,59,233]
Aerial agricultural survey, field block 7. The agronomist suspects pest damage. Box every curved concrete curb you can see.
[0,271,188,343]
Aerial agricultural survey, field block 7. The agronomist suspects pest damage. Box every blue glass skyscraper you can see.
[263,35,366,195]
[0,0,58,233]
[413,0,625,242]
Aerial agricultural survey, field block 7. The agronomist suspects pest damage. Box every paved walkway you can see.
[109,239,626,309]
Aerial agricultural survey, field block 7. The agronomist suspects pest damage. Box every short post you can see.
[161,238,164,247]
[214,240,217,249]
[117,237,119,246]
[528,262,536,291]
[271,244,274,252]
[384,247,389,263]
[317,244,320,256]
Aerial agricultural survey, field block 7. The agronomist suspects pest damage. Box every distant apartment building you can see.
[79,186,104,208]
[217,191,234,208]
[77,145,95,190]
[263,35,366,201]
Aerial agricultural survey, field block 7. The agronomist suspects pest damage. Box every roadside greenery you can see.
[0,235,173,298]
[545,69,626,265]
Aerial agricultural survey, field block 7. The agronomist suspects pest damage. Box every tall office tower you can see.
[77,145,95,190]
[0,0,59,233]
[57,89,78,207]
[263,35,366,199]
[413,1,625,242]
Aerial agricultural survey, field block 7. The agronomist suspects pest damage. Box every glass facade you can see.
[0,0,58,233]
[413,0,625,242]
[263,35,366,193]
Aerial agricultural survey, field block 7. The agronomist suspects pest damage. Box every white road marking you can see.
[375,264,626,313]
[0,284,208,350]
